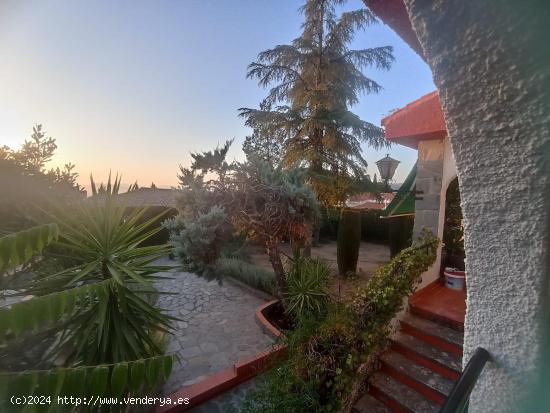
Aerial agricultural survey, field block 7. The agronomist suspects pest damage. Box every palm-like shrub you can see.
[285,254,330,318]
[0,224,174,411]
[25,188,176,365]
[34,193,172,291]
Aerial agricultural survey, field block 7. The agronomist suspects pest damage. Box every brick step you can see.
[391,332,462,381]
[409,302,464,332]
[380,351,456,405]
[353,393,393,413]
[368,371,440,413]
[400,313,463,356]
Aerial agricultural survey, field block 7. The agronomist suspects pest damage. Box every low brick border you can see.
[156,300,286,412]
[254,299,286,340]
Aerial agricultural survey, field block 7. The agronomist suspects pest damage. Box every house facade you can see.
[383,91,459,289]
[364,0,550,411]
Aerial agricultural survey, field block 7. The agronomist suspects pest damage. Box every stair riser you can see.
[400,321,463,357]
[391,341,461,381]
[409,306,464,332]
[368,385,413,413]
[381,362,447,406]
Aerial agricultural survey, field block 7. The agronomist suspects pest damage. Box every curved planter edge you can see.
[255,299,286,340]
[156,300,287,413]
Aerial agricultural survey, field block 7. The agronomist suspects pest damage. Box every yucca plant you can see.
[24,178,176,364]
[0,225,175,412]
[32,175,173,292]
[284,253,330,319]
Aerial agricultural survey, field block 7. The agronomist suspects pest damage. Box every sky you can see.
[0,0,436,191]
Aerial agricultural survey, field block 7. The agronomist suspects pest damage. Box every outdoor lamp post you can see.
[376,154,400,192]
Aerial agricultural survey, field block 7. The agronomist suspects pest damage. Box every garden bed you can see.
[258,299,295,334]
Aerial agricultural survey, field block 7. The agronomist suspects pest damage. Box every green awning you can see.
[384,163,416,218]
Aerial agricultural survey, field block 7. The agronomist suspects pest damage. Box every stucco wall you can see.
[404,1,550,411]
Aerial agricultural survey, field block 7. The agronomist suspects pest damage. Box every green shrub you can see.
[284,255,330,319]
[388,215,414,258]
[337,209,361,276]
[239,229,439,413]
[234,314,326,413]
[360,210,389,243]
[167,205,228,277]
[215,257,275,294]
[220,233,250,261]
[319,207,340,241]
[233,362,321,413]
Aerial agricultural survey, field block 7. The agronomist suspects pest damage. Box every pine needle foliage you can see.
[240,0,394,206]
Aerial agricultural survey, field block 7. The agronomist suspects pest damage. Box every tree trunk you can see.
[266,240,287,297]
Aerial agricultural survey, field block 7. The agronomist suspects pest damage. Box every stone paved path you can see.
[155,258,274,395]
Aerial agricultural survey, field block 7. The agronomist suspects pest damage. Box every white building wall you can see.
[406,1,550,411]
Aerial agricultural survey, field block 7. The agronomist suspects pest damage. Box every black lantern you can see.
[376,154,400,191]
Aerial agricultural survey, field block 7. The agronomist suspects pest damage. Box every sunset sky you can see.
[0,0,436,191]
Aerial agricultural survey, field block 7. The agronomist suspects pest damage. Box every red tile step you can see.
[380,351,455,405]
[368,372,440,413]
[409,281,466,332]
[352,296,465,412]
[353,393,393,413]
[399,313,463,356]
[391,332,462,381]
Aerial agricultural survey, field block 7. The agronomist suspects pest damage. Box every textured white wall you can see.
[405,1,550,411]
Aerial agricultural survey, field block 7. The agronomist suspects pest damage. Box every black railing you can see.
[439,347,491,413]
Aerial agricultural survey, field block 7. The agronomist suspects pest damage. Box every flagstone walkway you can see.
[154,258,274,395]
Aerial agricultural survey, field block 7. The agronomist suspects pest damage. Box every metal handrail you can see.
[439,347,491,413]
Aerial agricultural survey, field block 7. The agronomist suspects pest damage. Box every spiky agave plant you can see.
[29,175,176,364]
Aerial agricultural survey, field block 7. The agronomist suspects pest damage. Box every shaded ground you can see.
[190,376,261,413]
[247,241,390,299]
[154,258,274,395]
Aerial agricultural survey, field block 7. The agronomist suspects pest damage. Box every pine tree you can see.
[11,124,57,172]
[242,129,285,167]
[242,103,285,167]
[240,0,393,207]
